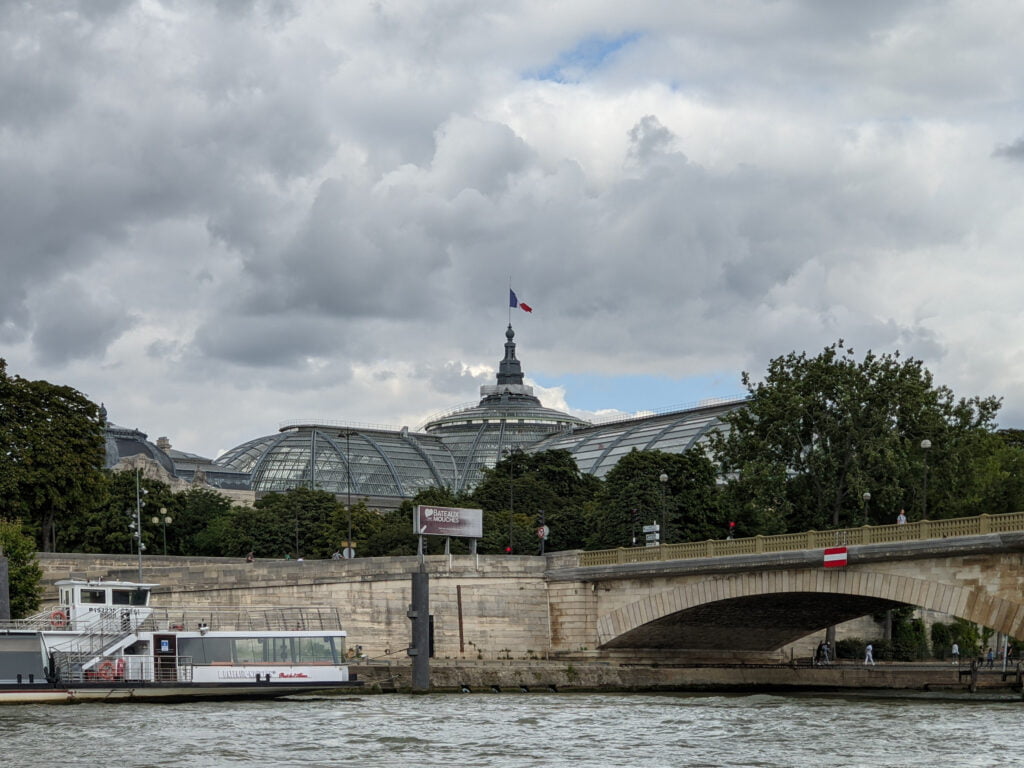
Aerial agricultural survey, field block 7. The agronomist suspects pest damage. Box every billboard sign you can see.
[414,505,483,539]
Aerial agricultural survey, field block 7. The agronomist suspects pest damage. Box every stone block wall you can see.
[38,553,555,661]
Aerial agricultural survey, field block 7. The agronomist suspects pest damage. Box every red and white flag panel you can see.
[823,546,848,568]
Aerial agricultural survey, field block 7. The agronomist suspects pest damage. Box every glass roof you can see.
[527,400,745,478]
[215,425,458,499]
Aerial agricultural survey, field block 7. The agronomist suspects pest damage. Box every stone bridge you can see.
[544,532,1024,661]
[36,519,1024,663]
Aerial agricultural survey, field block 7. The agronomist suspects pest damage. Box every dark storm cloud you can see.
[192,313,347,367]
[993,137,1024,161]
[30,280,137,365]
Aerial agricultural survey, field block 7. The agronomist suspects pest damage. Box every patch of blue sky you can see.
[533,371,745,414]
[529,32,642,83]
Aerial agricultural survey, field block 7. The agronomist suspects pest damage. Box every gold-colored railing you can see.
[577,511,1024,568]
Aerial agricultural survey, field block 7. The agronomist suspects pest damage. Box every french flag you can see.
[509,289,532,313]
[823,546,847,568]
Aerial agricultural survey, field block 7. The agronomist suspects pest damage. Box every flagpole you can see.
[508,275,512,325]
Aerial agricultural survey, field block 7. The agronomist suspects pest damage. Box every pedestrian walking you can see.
[986,648,995,668]
[896,509,907,525]
[951,642,960,665]
[864,643,875,665]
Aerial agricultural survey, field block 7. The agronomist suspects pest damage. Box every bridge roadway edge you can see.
[543,532,1024,583]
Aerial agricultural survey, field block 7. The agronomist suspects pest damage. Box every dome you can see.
[214,423,459,505]
[422,324,590,490]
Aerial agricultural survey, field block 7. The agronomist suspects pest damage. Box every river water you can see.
[3,692,1021,767]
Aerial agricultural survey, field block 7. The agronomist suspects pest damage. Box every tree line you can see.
[4,343,1024,617]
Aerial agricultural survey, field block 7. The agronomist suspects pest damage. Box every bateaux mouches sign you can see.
[414,505,483,539]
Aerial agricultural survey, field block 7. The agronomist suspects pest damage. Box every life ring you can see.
[49,610,68,629]
[97,660,118,680]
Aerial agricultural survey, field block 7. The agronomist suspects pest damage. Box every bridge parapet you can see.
[578,511,1024,567]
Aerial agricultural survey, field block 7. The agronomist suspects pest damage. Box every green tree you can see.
[470,450,598,553]
[711,342,1002,533]
[323,499,384,557]
[62,470,173,555]
[0,518,43,618]
[169,487,234,556]
[0,360,107,550]
[588,449,720,550]
[215,487,340,559]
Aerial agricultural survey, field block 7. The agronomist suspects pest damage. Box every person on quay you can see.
[864,643,876,665]
[951,642,960,665]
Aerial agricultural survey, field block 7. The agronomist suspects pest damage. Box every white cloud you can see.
[3,0,1024,457]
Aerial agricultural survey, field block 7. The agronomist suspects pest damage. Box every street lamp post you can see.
[339,430,357,559]
[862,491,871,527]
[506,448,516,553]
[659,473,668,546]
[921,439,932,519]
[134,468,147,582]
[151,508,172,555]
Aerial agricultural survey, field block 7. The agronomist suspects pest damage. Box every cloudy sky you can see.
[3,0,1024,459]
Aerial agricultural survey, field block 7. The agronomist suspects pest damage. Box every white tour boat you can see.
[0,579,361,703]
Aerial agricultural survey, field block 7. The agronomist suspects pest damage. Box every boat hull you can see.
[0,680,363,704]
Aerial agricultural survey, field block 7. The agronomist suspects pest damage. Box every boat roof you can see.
[54,579,159,589]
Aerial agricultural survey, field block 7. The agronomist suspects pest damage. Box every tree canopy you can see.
[0,518,43,618]
[711,341,1009,534]
[0,359,108,551]
[586,448,722,549]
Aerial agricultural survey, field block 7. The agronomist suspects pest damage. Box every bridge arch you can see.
[596,567,1023,652]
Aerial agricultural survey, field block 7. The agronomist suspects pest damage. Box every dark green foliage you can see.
[586,449,720,550]
[947,618,981,658]
[363,507,419,557]
[711,341,1008,534]
[224,487,340,558]
[891,612,930,661]
[171,487,234,556]
[470,450,597,553]
[930,622,953,659]
[834,637,864,660]
[0,360,108,551]
[0,518,43,618]
[63,470,175,555]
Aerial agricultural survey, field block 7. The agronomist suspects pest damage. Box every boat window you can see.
[177,637,233,665]
[294,637,338,663]
[269,638,292,662]
[109,589,149,606]
[233,638,266,664]
[80,589,107,604]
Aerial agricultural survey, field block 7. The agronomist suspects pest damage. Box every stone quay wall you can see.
[38,552,560,662]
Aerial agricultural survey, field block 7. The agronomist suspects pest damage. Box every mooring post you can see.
[409,564,430,692]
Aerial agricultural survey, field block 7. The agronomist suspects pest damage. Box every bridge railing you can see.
[577,511,1024,567]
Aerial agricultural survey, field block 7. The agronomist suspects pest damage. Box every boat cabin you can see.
[51,579,156,632]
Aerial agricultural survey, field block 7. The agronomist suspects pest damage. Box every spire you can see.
[496,324,524,386]
[478,324,541,406]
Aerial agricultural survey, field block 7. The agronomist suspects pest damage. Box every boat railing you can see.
[46,612,147,658]
[52,652,194,684]
[0,609,68,632]
[143,605,345,632]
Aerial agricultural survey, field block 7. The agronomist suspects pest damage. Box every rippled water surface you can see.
[3,692,1022,767]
